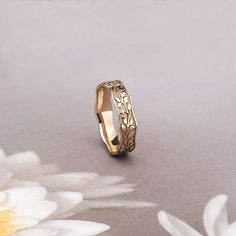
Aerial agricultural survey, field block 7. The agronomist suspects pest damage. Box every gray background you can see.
[1,0,236,235]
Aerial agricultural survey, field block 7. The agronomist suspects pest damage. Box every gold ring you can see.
[95,80,137,156]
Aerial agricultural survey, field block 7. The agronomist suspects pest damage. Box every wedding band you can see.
[95,80,137,156]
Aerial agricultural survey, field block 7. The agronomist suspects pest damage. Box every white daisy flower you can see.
[0,184,109,236]
[0,186,56,235]
[158,195,236,236]
[0,148,154,235]
[0,149,154,216]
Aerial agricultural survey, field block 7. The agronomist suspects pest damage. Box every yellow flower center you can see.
[0,208,23,236]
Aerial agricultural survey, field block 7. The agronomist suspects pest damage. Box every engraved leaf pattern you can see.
[105,81,137,153]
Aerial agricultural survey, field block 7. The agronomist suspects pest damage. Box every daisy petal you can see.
[38,220,110,236]
[221,221,236,236]
[14,228,57,236]
[158,211,203,236]
[14,200,57,220]
[203,195,229,236]
[0,191,6,202]
[74,200,156,213]
[86,176,125,189]
[47,192,83,218]
[7,179,40,188]
[2,152,41,177]
[0,171,12,189]
[5,187,48,204]
[33,173,92,192]
[0,149,6,159]
[83,186,133,198]
[13,218,39,228]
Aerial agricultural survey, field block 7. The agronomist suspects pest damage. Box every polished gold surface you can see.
[95,80,137,155]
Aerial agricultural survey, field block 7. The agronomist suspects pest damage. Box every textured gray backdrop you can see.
[1,1,236,235]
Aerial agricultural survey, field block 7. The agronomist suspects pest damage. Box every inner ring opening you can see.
[96,86,120,153]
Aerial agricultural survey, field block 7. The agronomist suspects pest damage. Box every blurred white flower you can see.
[0,149,154,217]
[0,148,154,235]
[158,195,236,236]
[0,186,109,236]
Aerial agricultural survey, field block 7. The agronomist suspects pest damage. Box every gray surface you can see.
[1,1,236,235]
